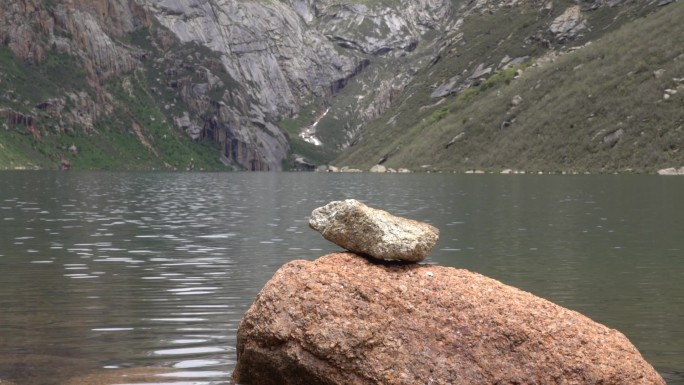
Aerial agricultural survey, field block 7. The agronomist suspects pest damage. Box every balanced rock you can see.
[309,199,438,262]
[232,253,665,385]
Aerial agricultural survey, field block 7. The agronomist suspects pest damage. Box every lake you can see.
[0,171,682,384]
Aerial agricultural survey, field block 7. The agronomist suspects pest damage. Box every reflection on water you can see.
[0,172,683,384]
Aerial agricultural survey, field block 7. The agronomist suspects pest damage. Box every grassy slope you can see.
[335,2,684,173]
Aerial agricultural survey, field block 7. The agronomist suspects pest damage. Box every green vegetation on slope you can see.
[0,28,226,171]
[278,102,340,170]
[335,2,684,173]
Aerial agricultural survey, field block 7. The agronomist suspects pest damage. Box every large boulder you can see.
[309,199,439,262]
[232,253,665,385]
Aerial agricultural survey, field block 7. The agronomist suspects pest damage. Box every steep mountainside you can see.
[334,0,684,173]
[0,0,680,171]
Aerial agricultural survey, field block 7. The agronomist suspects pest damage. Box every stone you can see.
[339,167,363,173]
[470,63,493,80]
[232,253,665,385]
[293,156,316,172]
[603,128,624,147]
[657,167,684,175]
[445,132,465,148]
[0,354,91,385]
[309,200,438,262]
[369,164,387,173]
[430,75,462,98]
[549,6,587,40]
[502,56,530,70]
[64,368,173,385]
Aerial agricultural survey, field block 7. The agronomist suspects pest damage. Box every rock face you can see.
[549,5,587,41]
[233,252,666,385]
[0,0,675,171]
[142,0,361,120]
[309,199,439,262]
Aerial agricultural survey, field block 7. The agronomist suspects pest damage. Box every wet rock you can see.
[64,367,173,385]
[0,354,91,385]
[309,199,438,262]
[369,164,387,173]
[232,253,666,385]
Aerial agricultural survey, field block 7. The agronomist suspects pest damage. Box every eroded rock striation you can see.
[233,252,666,385]
[309,199,439,262]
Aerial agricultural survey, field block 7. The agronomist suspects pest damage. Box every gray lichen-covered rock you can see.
[309,199,438,262]
[549,5,587,40]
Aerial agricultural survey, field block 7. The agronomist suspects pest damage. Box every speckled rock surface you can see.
[309,199,439,262]
[63,367,174,385]
[232,253,665,385]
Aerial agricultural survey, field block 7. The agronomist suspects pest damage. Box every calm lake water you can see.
[0,171,682,385]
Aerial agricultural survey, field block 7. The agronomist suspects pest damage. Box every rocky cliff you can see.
[0,0,451,170]
[0,0,679,171]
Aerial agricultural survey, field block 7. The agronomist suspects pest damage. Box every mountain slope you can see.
[0,0,679,172]
[333,1,684,173]
[0,0,448,170]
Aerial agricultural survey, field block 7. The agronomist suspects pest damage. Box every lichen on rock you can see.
[309,199,439,262]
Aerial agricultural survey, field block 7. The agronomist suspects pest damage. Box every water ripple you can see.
[1,172,683,385]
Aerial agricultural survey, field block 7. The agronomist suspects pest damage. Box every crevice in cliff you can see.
[0,108,40,141]
[327,58,371,97]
